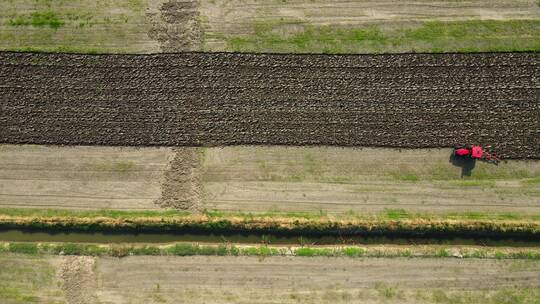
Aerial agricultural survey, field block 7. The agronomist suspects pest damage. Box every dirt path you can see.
[58,256,98,304]
[147,0,202,52]
[154,147,203,211]
[1,52,538,159]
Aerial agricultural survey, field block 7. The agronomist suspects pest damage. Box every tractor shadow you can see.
[449,154,476,177]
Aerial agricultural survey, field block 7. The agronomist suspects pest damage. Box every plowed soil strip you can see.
[1,52,538,158]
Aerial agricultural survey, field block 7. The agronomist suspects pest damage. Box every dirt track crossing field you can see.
[0,52,538,159]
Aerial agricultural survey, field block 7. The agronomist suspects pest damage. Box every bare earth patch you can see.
[58,256,98,304]
[147,0,202,52]
[154,147,203,212]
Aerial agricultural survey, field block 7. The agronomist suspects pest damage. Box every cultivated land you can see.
[1,52,538,159]
[1,1,539,303]
[0,1,538,216]
[1,254,539,304]
[1,146,539,214]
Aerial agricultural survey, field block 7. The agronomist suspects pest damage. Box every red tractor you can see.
[453,145,500,165]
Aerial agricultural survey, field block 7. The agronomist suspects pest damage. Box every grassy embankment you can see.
[1,242,538,260]
[0,208,538,238]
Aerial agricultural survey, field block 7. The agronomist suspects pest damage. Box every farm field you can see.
[1,254,539,304]
[201,146,540,214]
[1,145,539,214]
[0,0,161,53]
[200,0,540,53]
[1,0,538,53]
[0,0,539,302]
[0,145,171,210]
[1,52,538,159]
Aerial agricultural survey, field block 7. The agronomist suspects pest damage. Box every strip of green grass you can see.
[1,242,538,260]
[0,207,538,222]
[226,19,540,53]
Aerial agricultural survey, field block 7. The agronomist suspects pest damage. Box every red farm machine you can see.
[453,145,500,165]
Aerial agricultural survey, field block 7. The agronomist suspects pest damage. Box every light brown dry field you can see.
[200,0,540,52]
[0,0,161,53]
[1,0,538,53]
[0,145,172,210]
[1,253,539,304]
[1,145,539,215]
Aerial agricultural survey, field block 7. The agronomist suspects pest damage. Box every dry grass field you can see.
[0,0,159,53]
[1,145,538,215]
[0,145,173,210]
[0,0,538,53]
[201,147,540,214]
[200,0,540,53]
[1,254,539,304]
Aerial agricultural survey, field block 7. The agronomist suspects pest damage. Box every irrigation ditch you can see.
[0,211,539,248]
[1,228,539,247]
[0,211,538,261]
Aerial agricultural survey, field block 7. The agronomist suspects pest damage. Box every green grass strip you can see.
[224,19,540,54]
[0,208,538,222]
[1,242,538,260]
[7,11,65,29]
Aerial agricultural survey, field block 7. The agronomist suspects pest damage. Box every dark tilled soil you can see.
[0,52,538,158]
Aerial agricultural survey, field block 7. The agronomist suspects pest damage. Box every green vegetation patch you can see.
[225,19,540,53]
[0,254,60,303]
[1,242,539,261]
[415,287,540,304]
[89,160,136,173]
[0,0,151,53]
[7,11,64,29]
[1,207,539,222]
